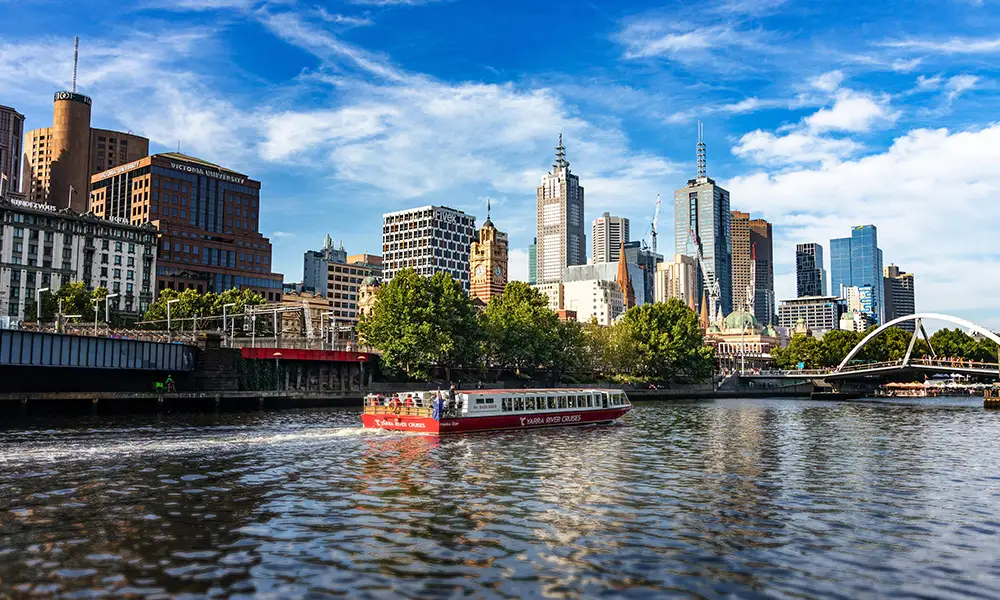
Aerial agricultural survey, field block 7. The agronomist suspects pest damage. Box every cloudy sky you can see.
[3,0,1000,325]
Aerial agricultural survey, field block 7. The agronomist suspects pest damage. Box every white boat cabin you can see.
[458,389,629,417]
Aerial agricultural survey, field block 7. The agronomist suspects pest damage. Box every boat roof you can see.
[374,388,622,395]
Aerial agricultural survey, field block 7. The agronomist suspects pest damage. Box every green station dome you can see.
[724,310,759,331]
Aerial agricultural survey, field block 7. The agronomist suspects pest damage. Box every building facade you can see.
[536,135,585,283]
[830,225,884,323]
[532,282,564,312]
[884,264,915,332]
[796,243,827,297]
[347,253,383,277]
[564,279,624,326]
[528,238,537,285]
[469,209,509,305]
[0,105,25,197]
[777,296,842,333]
[654,254,698,305]
[674,163,732,318]
[0,197,157,320]
[592,212,629,264]
[730,211,774,325]
[564,262,645,306]
[89,152,283,301]
[23,92,148,211]
[327,260,377,326]
[623,241,661,307]
[304,234,347,298]
[382,205,475,290]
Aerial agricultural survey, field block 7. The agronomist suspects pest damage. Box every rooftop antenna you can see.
[553,133,568,170]
[487,197,491,222]
[696,121,707,179]
[72,36,79,93]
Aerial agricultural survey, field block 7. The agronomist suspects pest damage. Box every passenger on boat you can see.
[405,394,415,408]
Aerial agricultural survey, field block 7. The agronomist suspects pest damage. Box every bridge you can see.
[745,313,1000,381]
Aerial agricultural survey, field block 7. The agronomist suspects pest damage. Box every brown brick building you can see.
[89,153,283,302]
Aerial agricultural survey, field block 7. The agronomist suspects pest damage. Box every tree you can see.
[482,281,561,373]
[142,288,265,331]
[25,282,110,324]
[771,334,828,370]
[614,299,714,383]
[819,329,862,367]
[357,269,481,380]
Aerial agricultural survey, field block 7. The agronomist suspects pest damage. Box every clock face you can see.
[494,266,503,277]
[475,265,485,277]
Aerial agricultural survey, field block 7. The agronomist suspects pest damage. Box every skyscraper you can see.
[674,123,732,319]
[382,205,475,290]
[0,105,25,197]
[592,212,629,263]
[528,238,537,285]
[731,211,774,324]
[796,243,827,297]
[623,240,662,307]
[830,224,884,323]
[535,134,585,283]
[303,234,347,298]
[884,264,915,332]
[654,254,698,305]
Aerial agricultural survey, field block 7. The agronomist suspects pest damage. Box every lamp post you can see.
[272,351,283,392]
[36,287,50,324]
[57,298,64,333]
[104,293,119,334]
[358,354,368,394]
[222,303,236,346]
[166,298,181,343]
[92,298,100,335]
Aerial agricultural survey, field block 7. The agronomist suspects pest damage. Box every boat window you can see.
[544,396,553,409]
[568,396,577,408]
[558,396,567,409]
[527,397,536,410]
[587,395,594,407]
[515,398,525,411]
[502,398,512,411]
[602,394,609,408]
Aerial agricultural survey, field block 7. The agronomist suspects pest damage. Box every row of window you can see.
[497,393,623,412]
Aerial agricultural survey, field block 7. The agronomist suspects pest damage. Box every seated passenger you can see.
[405,394,415,407]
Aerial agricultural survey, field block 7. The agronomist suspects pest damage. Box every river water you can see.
[2,397,1000,598]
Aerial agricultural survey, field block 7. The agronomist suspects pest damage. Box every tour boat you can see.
[362,388,632,434]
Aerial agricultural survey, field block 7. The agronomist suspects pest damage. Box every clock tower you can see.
[470,199,509,305]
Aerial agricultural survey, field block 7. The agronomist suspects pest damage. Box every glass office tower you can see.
[830,224,884,323]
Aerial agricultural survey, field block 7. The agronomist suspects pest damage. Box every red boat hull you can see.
[361,406,631,435]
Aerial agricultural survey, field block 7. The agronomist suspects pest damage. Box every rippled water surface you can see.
[3,397,1000,598]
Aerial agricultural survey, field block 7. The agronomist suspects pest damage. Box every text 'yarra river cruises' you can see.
[362,388,632,434]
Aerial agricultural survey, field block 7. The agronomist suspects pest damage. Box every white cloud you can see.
[727,124,1000,325]
[944,74,980,102]
[883,36,1000,54]
[150,0,258,10]
[733,130,861,165]
[917,74,943,90]
[509,249,529,282]
[810,70,844,92]
[804,89,897,133]
[317,9,374,28]
[617,20,770,69]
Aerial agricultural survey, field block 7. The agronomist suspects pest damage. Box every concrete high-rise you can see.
[675,124,732,318]
[592,212,629,264]
[729,211,774,324]
[830,225,884,323]
[24,96,149,211]
[884,264,915,332]
[623,240,661,306]
[0,105,25,197]
[382,205,475,290]
[303,234,347,297]
[654,254,698,305]
[535,134,585,283]
[796,243,827,297]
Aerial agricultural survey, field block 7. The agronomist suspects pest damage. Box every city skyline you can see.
[2,0,999,324]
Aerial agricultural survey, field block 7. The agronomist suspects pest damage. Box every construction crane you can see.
[650,193,661,256]
[689,228,721,322]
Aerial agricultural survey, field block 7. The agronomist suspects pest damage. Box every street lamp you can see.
[36,287,50,323]
[222,303,236,344]
[104,293,119,333]
[272,351,283,392]
[92,298,100,335]
[166,298,181,343]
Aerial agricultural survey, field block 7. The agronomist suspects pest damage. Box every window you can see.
[114,268,121,278]
[127,270,134,280]
[114,256,122,266]
[101,267,108,276]
[514,398,525,411]
[115,241,122,252]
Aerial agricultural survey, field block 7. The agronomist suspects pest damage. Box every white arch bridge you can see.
[745,313,1000,381]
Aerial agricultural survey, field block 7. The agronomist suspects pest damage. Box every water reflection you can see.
[2,399,1000,597]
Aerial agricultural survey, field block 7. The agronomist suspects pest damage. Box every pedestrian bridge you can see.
[0,329,195,372]
[745,313,1000,381]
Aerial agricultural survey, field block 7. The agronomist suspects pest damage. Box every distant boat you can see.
[362,388,632,435]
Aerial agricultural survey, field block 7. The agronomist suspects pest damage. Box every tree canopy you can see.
[142,288,266,331]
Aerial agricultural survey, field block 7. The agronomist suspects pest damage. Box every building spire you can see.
[72,36,80,93]
[696,120,706,179]
[553,133,569,171]
[487,197,491,221]
[617,241,635,310]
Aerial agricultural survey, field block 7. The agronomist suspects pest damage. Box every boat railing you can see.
[364,405,434,418]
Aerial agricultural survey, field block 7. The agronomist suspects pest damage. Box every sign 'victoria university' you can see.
[168,162,247,185]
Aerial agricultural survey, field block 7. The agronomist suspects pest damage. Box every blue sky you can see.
[4,0,1000,325]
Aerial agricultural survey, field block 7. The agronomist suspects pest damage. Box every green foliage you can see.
[929,328,999,361]
[142,288,266,331]
[773,325,938,370]
[357,269,482,379]
[771,335,828,369]
[482,281,562,372]
[26,282,115,323]
[613,299,715,382]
